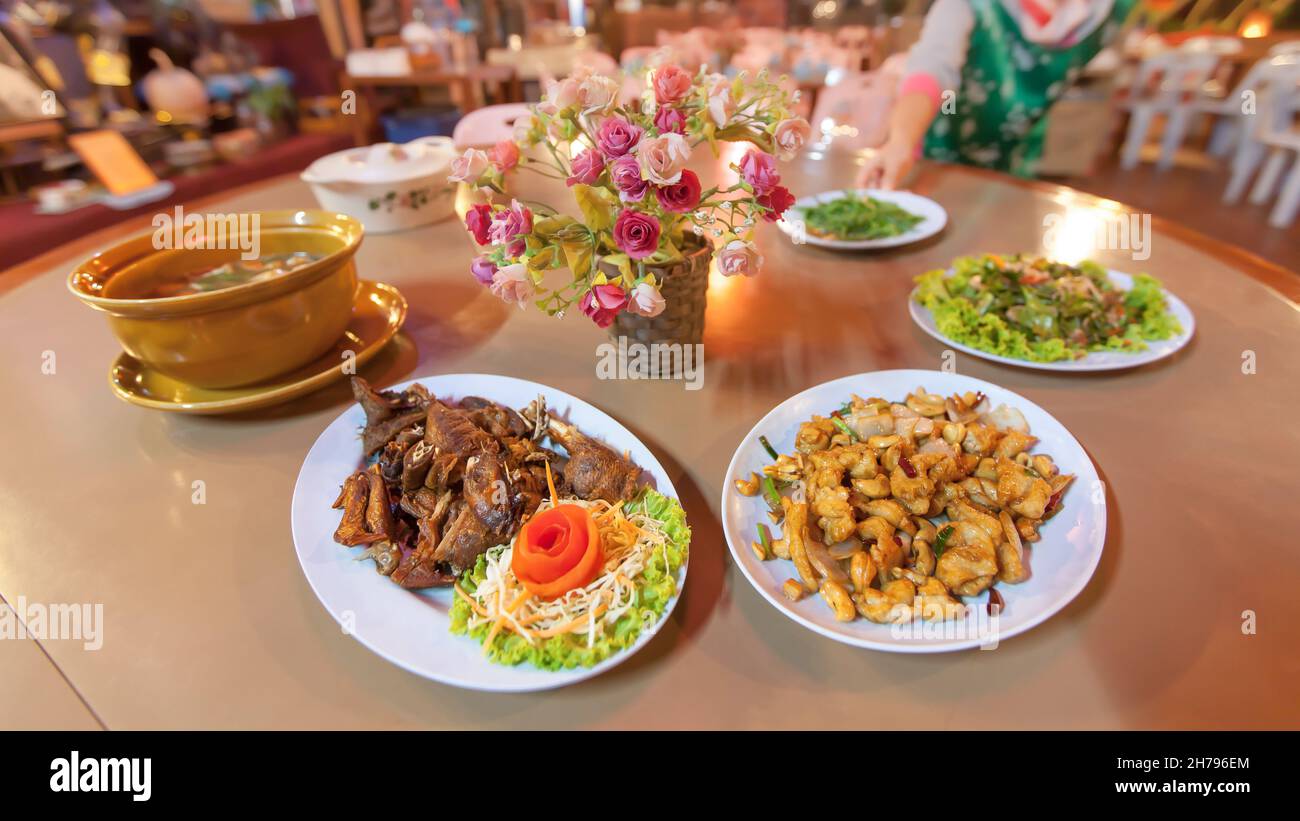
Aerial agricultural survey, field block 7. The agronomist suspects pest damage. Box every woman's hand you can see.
[856,139,917,190]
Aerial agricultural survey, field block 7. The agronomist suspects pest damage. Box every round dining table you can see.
[2,147,1297,730]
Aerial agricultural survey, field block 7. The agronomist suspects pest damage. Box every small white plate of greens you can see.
[777,188,947,250]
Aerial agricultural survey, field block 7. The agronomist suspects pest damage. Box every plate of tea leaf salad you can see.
[909,254,1194,372]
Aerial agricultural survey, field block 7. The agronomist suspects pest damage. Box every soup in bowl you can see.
[69,210,364,389]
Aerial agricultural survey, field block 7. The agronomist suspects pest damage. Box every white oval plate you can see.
[777,188,948,250]
[909,269,1195,372]
[721,369,1105,653]
[291,373,687,692]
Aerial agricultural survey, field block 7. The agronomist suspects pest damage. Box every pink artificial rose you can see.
[773,117,812,161]
[610,154,649,202]
[488,199,533,257]
[595,116,644,158]
[580,283,629,328]
[652,64,693,105]
[578,75,620,114]
[716,239,763,277]
[612,208,662,260]
[757,184,796,222]
[488,139,520,171]
[655,168,702,213]
[470,255,497,286]
[566,149,605,186]
[627,281,666,318]
[705,74,736,127]
[654,106,686,135]
[738,149,780,196]
[489,263,535,307]
[546,77,581,109]
[636,132,691,186]
[448,148,490,183]
[464,203,493,245]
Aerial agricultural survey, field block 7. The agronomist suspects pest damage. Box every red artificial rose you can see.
[580,283,629,328]
[757,185,795,222]
[464,203,493,245]
[655,169,702,213]
[612,208,662,260]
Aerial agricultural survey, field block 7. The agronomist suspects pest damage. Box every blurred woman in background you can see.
[860,0,1136,187]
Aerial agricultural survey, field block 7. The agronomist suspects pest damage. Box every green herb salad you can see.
[799,191,924,241]
[914,254,1183,363]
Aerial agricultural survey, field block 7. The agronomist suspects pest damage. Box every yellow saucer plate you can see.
[109,280,407,414]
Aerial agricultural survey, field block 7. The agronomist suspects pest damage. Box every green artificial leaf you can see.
[527,245,557,276]
[602,252,633,281]
[571,184,613,231]
[533,214,577,239]
[560,238,593,280]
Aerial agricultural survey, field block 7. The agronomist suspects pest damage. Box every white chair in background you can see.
[1119,47,1222,170]
[1181,35,1244,56]
[1200,57,1275,158]
[1267,40,1300,57]
[1253,63,1300,227]
[1222,56,1300,205]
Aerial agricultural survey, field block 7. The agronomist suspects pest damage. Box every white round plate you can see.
[721,369,1105,653]
[777,188,947,250]
[291,373,687,692]
[909,270,1195,372]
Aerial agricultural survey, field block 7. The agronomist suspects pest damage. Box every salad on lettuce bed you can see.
[450,489,689,671]
[914,254,1182,363]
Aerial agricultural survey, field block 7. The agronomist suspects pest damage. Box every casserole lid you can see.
[301,136,456,185]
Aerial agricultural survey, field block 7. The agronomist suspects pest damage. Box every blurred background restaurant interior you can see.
[1,0,1298,271]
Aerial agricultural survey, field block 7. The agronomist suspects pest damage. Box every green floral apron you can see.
[923,0,1136,177]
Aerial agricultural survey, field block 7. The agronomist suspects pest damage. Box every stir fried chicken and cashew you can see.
[738,388,1074,624]
[331,378,644,589]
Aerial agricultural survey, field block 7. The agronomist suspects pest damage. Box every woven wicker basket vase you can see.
[600,237,712,346]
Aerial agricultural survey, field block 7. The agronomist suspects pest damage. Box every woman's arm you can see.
[858,0,974,188]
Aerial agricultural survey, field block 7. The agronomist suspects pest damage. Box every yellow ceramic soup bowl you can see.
[69,210,363,389]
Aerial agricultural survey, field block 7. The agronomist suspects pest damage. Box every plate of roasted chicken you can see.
[721,370,1105,652]
[291,374,689,691]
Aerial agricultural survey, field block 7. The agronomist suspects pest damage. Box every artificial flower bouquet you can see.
[448,62,810,338]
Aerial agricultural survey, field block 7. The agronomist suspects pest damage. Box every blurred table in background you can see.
[341,64,522,146]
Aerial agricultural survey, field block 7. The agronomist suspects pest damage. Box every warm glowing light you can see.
[708,258,742,298]
[1240,12,1272,39]
[1043,206,1108,265]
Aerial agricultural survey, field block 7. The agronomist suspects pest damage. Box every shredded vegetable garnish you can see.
[450,489,690,670]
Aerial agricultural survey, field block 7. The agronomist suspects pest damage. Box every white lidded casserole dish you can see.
[301,136,458,234]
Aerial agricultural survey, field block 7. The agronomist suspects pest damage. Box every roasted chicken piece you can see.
[391,490,455,588]
[460,396,530,438]
[331,465,396,546]
[331,470,379,546]
[432,504,500,575]
[546,417,640,503]
[352,378,431,457]
[424,400,499,459]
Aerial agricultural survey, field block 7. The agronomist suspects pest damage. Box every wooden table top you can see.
[3,146,1297,729]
